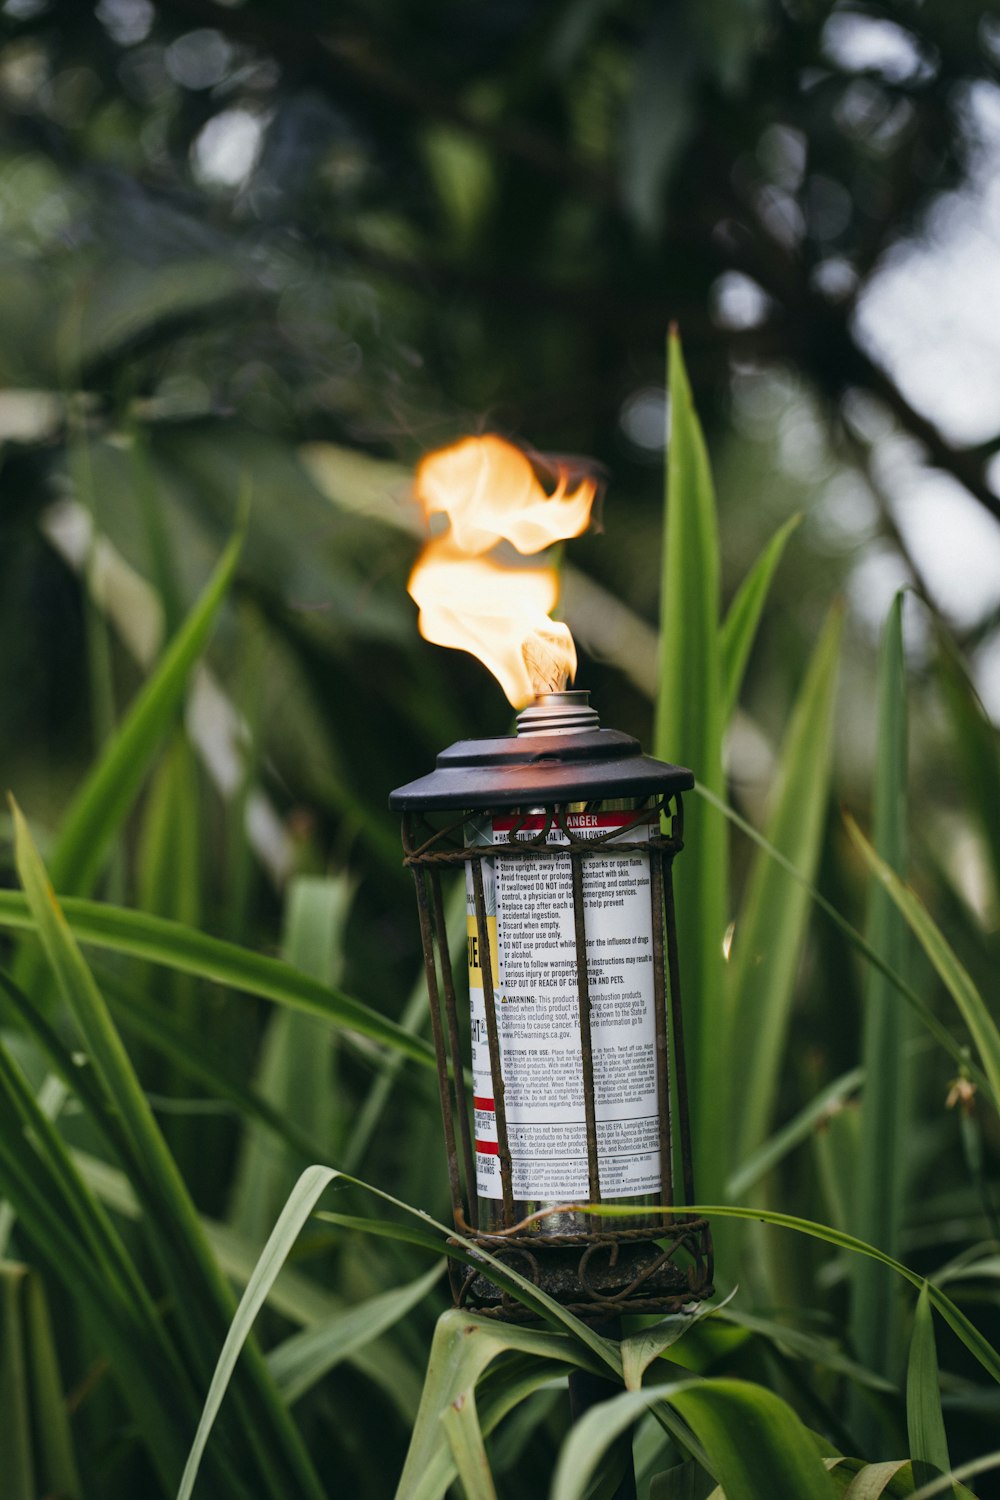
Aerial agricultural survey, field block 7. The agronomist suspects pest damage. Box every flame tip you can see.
[410,433,596,704]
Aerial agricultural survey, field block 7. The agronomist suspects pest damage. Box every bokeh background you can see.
[2,2,1000,1495]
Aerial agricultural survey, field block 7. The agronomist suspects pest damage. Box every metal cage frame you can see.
[400,791,713,1321]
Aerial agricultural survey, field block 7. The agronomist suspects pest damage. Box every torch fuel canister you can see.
[391,690,695,1240]
[464,799,663,1233]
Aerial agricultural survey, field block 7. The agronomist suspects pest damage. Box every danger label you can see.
[466,812,660,1202]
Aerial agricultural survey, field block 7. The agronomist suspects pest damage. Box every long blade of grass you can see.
[12,802,326,1500]
[621,1295,726,1390]
[851,592,911,1437]
[584,1201,1000,1386]
[267,1261,443,1405]
[395,1309,606,1500]
[186,1165,617,1500]
[844,813,1000,1113]
[0,1074,68,1256]
[839,1460,916,1496]
[0,891,435,1068]
[551,1379,837,1500]
[728,605,843,1159]
[719,513,800,726]
[1,1264,37,1500]
[93,966,329,1163]
[910,1451,1000,1498]
[343,879,464,1173]
[3,947,340,1321]
[22,1265,83,1500]
[230,873,351,1242]
[715,1308,896,1394]
[655,329,728,1196]
[400,1355,567,1500]
[440,1387,498,1500]
[43,530,242,899]
[936,628,1000,914]
[693,787,991,1100]
[195,1168,1000,1497]
[727,1067,863,1198]
[907,1284,950,1476]
[0,1043,196,1493]
[176,1163,339,1500]
[70,1149,425,1420]
[330,1174,1000,1398]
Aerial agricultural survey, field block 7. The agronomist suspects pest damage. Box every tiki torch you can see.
[390,436,713,1488]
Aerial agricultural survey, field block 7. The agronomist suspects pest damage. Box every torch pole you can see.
[567,1317,637,1500]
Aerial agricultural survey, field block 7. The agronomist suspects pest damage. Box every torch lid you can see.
[389,722,694,811]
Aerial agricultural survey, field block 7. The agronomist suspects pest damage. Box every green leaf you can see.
[70,1150,424,1421]
[727,1066,863,1199]
[230,873,353,1241]
[0,1264,36,1500]
[852,592,912,1433]
[43,530,242,900]
[650,1460,716,1499]
[621,16,695,236]
[907,1285,950,1476]
[671,1380,838,1500]
[74,258,254,370]
[401,1351,567,1500]
[0,1041,195,1494]
[396,1310,601,1500]
[0,891,435,1070]
[844,813,1000,1114]
[0,1262,83,1500]
[715,1308,895,1394]
[621,1296,726,1391]
[12,802,326,1500]
[23,1263,83,1499]
[316,1209,458,1260]
[910,1451,1000,1497]
[655,329,728,1196]
[719,513,800,725]
[696,786,990,1095]
[441,1385,498,1500]
[840,1461,916,1497]
[551,1380,837,1500]
[176,1164,340,1500]
[573,1199,1000,1387]
[936,629,1000,915]
[728,605,843,1158]
[93,966,329,1165]
[343,878,464,1173]
[267,1261,444,1406]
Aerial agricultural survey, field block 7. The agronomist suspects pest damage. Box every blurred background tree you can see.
[2,2,1000,1494]
[4,0,999,990]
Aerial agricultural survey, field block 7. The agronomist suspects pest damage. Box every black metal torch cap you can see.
[389,718,694,812]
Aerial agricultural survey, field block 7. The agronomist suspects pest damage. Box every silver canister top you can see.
[515,690,600,737]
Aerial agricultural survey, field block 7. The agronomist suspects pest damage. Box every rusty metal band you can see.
[448,1217,714,1320]
[404,838,681,869]
[470,856,515,1221]
[428,865,477,1230]
[569,851,601,1213]
[663,836,695,1210]
[458,1216,710,1249]
[411,865,465,1222]
[648,845,674,1227]
[401,804,671,864]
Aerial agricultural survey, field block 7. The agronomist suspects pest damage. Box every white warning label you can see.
[466,812,660,1202]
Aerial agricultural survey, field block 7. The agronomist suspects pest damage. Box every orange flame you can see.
[408,436,596,707]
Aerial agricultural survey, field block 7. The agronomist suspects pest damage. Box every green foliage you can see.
[851,593,912,1440]
[0,261,998,1500]
[655,330,727,1197]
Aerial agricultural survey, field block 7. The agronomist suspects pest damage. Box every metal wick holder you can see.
[390,691,713,1321]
